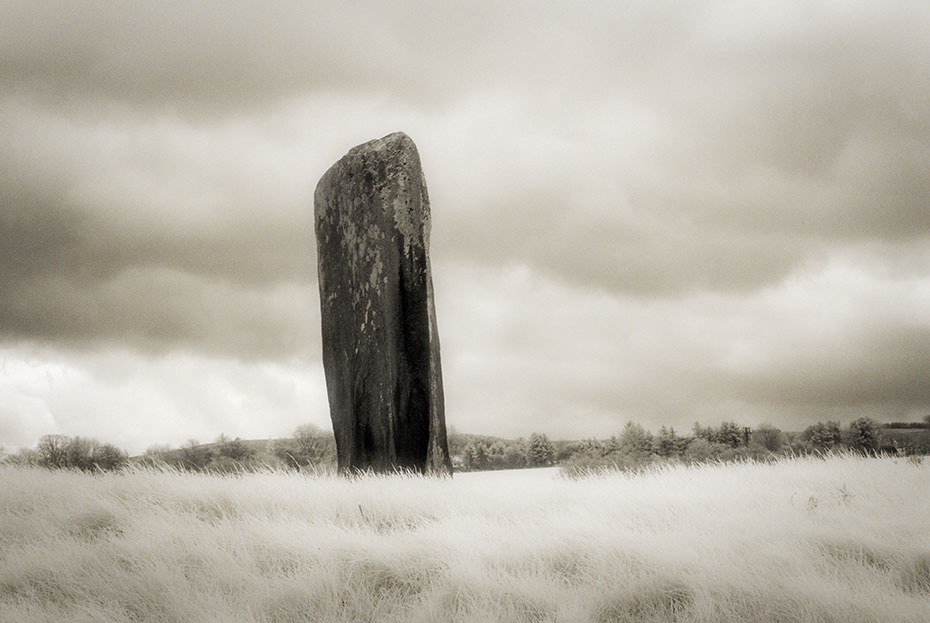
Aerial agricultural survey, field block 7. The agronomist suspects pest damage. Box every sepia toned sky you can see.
[2,1,929,453]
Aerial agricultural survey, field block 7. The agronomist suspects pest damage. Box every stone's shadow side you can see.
[314,132,452,476]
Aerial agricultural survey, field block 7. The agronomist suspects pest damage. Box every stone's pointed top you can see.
[346,131,417,157]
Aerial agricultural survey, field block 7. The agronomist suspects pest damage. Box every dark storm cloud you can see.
[0,177,312,288]
[0,264,317,358]
[0,98,320,355]
[3,0,928,303]
[0,1,700,113]
[1,1,416,112]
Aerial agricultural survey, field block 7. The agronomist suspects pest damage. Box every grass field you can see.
[1,455,929,622]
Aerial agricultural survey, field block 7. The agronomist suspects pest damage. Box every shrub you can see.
[803,421,842,452]
[683,438,727,464]
[847,417,880,455]
[93,443,128,471]
[272,424,335,469]
[216,435,254,462]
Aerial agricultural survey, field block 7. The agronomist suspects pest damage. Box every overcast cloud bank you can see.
[2,1,929,452]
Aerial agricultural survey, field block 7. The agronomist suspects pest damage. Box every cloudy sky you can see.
[2,1,929,454]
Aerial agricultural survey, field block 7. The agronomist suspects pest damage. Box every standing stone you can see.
[314,132,452,475]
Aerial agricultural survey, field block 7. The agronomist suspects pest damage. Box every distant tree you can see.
[474,443,489,470]
[692,422,714,441]
[491,440,510,468]
[461,441,488,470]
[461,442,477,470]
[36,434,69,469]
[711,421,743,448]
[751,423,784,453]
[924,414,930,428]
[552,440,574,463]
[446,430,468,458]
[295,424,333,462]
[617,422,654,456]
[64,436,97,471]
[216,434,253,462]
[575,438,607,457]
[273,424,334,469]
[526,433,554,466]
[654,426,681,457]
[502,445,526,469]
[603,435,621,455]
[93,443,128,471]
[803,421,842,452]
[847,417,880,454]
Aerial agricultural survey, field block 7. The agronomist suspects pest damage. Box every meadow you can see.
[1,455,928,622]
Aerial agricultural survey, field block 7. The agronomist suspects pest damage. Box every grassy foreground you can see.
[1,456,929,622]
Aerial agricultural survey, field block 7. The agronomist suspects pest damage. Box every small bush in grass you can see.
[803,421,842,452]
[272,424,335,470]
[847,417,880,455]
[682,438,726,464]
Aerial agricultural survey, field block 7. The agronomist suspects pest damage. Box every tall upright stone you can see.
[314,132,452,475]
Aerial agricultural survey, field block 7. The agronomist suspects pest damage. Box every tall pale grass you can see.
[1,455,928,622]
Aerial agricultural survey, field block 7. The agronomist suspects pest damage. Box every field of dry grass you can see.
[1,455,929,622]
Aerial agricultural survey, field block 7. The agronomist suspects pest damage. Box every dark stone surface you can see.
[314,132,452,475]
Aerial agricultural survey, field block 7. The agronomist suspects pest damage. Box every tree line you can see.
[139,424,337,473]
[2,434,128,471]
[449,432,557,471]
[3,417,928,474]
[559,417,929,476]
